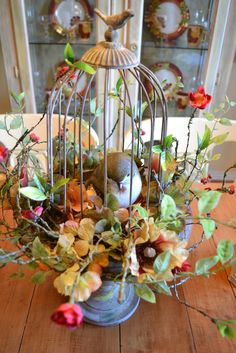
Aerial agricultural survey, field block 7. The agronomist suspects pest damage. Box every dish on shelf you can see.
[145,62,183,100]
[50,0,93,39]
[144,0,189,41]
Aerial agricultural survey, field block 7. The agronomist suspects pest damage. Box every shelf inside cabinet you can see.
[29,40,96,46]
[142,41,208,51]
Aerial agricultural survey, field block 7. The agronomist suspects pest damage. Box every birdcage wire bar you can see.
[46,62,168,217]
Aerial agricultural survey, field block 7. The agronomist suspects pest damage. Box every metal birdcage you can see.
[46,8,168,216]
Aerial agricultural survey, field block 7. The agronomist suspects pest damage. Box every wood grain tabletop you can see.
[0,184,236,353]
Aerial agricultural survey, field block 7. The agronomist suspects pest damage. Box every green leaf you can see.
[200,219,216,239]
[90,98,96,114]
[219,117,232,126]
[199,125,212,151]
[198,191,221,214]
[33,174,46,193]
[19,186,47,201]
[31,271,48,284]
[195,255,219,275]
[153,280,172,296]
[73,60,96,75]
[106,193,119,211]
[51,178,70,193]
[64,43,75,63]
[164,134,173,149]
[217,239,234,264]
[95,219,108,233]
[141,101,148,115]
[18,92,25,102]
[133,205,149,220]
[125,106,132,117]
[95,107,104,117]
[10,116,22,129]
[152,145,162,154]
[153,251,171,274]
[210,132,229,145]
[217,323,236,339]
[203,112,215,121]
[32,237,49,259]
[0,120,6,129]
[160,151,174,171]
[10,91,25,105]
[134,284,156,303]
[116,77,123,93]
[161,195,177,219]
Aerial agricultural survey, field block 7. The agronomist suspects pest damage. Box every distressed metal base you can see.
[79,281,140,327]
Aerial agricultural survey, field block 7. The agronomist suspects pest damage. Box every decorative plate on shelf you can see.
[50,0,93,38]
[145,0,189,41]
[145,62,183,100]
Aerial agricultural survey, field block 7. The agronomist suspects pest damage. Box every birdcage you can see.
[46,7,168,217]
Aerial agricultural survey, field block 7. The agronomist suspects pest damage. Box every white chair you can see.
[125,117,236,181]
[0,113,99,173]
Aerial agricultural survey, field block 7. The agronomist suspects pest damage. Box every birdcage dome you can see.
[81,41,139,69]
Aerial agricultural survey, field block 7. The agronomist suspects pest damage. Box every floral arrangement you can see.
[1,47,236,337]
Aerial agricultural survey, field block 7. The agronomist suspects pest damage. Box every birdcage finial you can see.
[81,8,138,69]
[94,8,134,42]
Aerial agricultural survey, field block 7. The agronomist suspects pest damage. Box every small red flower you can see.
[141,129,146,136]
[188,86,212,109]
[0,145,8,162]
[51,303,83,329]
[200,177,208,185]
[228,185,235,195]
[21,206,43,220]
[208,173,212,180]
[30,132,40,143]
[172,261,191,274]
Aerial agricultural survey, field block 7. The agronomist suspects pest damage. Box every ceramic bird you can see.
[94,8,134,30]
[87,152,142,208]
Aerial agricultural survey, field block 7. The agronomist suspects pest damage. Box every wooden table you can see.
[1,186,236,353]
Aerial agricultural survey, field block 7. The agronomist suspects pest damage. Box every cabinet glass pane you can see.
[141,0,216,117]
[24,0,96,113]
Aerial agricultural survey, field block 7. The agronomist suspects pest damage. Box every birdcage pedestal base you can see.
[79,280,140,327]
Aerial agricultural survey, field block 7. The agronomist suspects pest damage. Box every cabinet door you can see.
[21,0,97,114]
[140,0,232,117]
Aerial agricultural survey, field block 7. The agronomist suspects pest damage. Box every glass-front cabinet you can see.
[141,0,215,117]
[0,0,234,118]
[25,0,97,113]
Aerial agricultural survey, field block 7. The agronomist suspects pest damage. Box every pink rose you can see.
[29,132,40,143]
[51,303,83,329]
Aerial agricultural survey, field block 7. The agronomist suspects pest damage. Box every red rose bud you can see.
[21,206,43,220]
[229,185,235,195]
[30,132,40,143]
[141,129,146,136]
[188,86,212,109]
[172,261,191,274]
[200,177,207,185]
[51,303,83,329]
[0,145,8,162]
[208,173,212,180]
